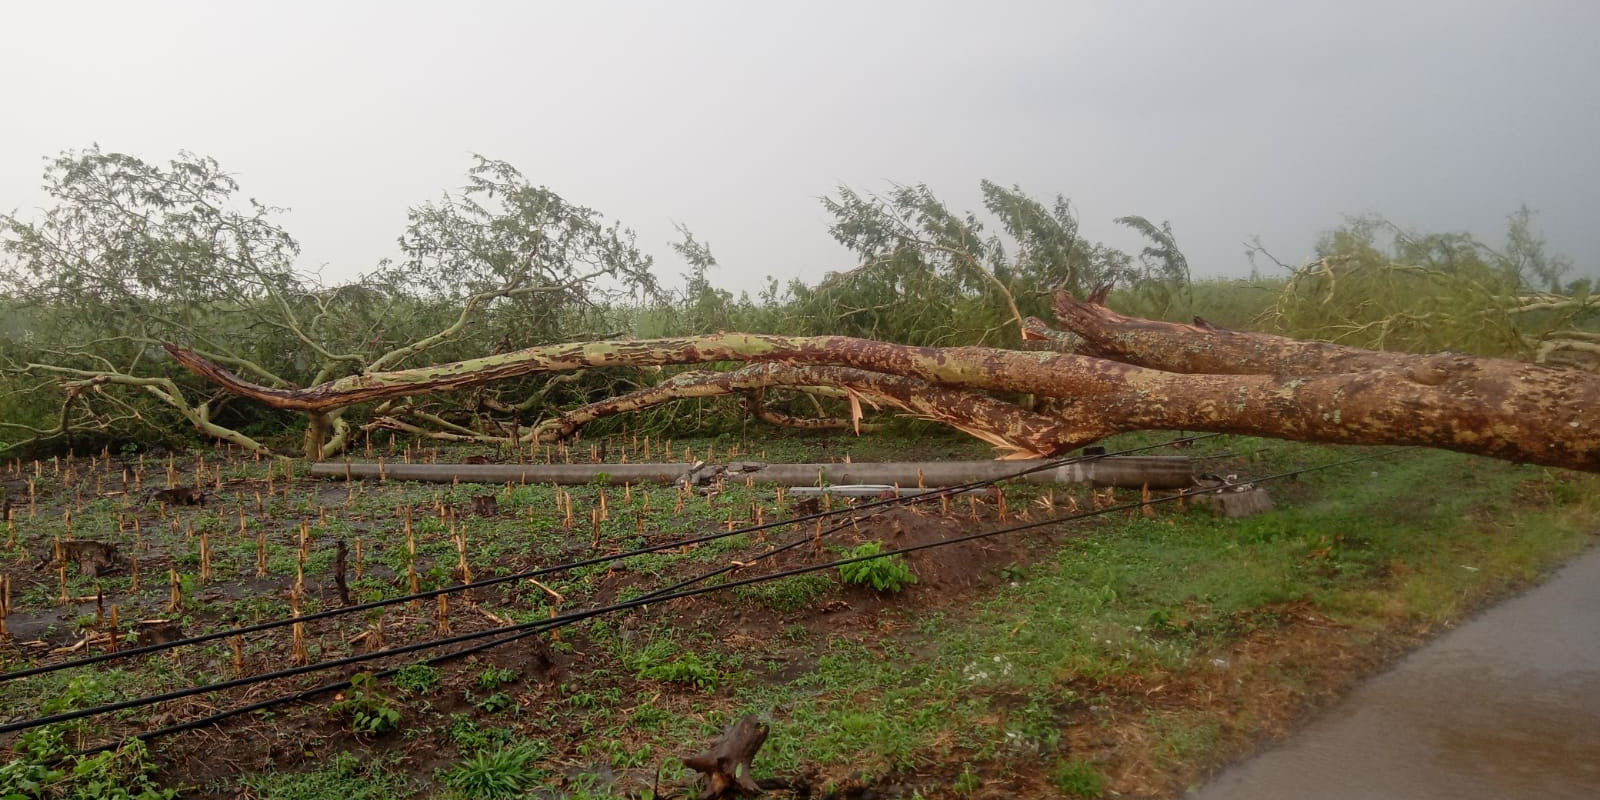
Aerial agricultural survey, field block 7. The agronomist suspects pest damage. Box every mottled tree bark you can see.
[740,397,883,433]
[1047,287,1414,375]
[530,363,1075,458]
[165,317,1600,472]
[683,715,769,799]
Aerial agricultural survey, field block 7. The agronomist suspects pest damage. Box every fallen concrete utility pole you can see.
[307,456,1196,490]
[787,485,983,499]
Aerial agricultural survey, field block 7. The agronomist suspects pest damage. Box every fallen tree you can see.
[165,291,1600,472]
[525,363,1074,457]
[0,149,663,460]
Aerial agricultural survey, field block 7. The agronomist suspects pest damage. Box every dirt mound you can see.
[847,505,1039,594]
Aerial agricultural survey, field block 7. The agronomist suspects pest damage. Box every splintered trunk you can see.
[530,363,1078,458]
[304,412,333,461]
[1039,286,1416,375]
[164,307,1600,472]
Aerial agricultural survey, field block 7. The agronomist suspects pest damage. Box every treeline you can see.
[0,148,1592,457]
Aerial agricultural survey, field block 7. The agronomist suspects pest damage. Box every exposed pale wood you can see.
[166,316,1600,472]
[531,363,1074,459]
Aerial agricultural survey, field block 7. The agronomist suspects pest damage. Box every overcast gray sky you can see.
[3,1,1597,295]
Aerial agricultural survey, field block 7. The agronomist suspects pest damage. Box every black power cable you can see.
[84,447,1407,756]
[3,434,1219,683]
[67,505,885,756]
[80,508,866,756]
[21,445,1399,744]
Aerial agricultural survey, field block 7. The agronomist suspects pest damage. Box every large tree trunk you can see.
[164,301,1600,472]
[1039,286,1414,375]
[304,412,332,461]
[531,364,1077,458]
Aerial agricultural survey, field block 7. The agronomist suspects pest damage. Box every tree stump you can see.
[136,619,184,646]
[683,715,769,799]
[1201,486,1274,518]
[45,540,122,577]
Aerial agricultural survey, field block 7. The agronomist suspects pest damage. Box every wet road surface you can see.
[1188,543,1600,800]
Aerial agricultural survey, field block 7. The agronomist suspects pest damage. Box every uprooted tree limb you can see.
[0,150,663,461]
[1032,284,1415,375]
[164,290,1600,472]
[526,363,1072,457]
[682,715,770,799]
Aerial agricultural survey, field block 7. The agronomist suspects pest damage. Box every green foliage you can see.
[951,766,982,794]
[638,652,718,691]
[735,572,835,611]
[1005,691,1062,754]
[1106,277,1283,328]
[472,692,515,714]
[0,147,306,450]
[240,751,411,800]
[0,728,177,800]
[393,663,442,695]
[474,666,519,691]
[448,715,515,755]
[837,541,917,594]
[794,181,1188,348]
[440,742,548,799]
[0,148,668,455]
[624,639,719,691]
[1258,210,1594,357]
[1050,759,1105,798]
[329,673,403,735]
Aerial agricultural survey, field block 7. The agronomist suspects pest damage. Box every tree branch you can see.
[166,324,1600,471]
[531,364,1066,457]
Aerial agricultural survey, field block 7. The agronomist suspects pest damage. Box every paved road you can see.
[1187,543,1600,800]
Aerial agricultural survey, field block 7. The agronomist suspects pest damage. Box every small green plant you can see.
[837,541,917,593]
[1006,692,1062,754]
[448,715,515,755]
[638,651,718,691]
[952,765,982,794]
[624,639,720,691]
[329,673,402,735]
[442,741,548,799]
[473,692,516,713]
[736,572,834,611]
[0,727,178,800]
[1051,759,1104,798]
[475,666,519,691]
[239,751,409,799]
[393,663,442,695]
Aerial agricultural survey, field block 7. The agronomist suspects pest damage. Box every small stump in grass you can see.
[683,715,769,799]
[135,619,183,646]
[1200,486,1274,518]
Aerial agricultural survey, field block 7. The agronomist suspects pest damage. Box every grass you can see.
[734,572,835,611]
[440,741,549,799]
[447,715,516,755]
[721,439,1600,792]
[1,431,1596,798]
[1052,758,1105,797]
[238,752,411,800]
